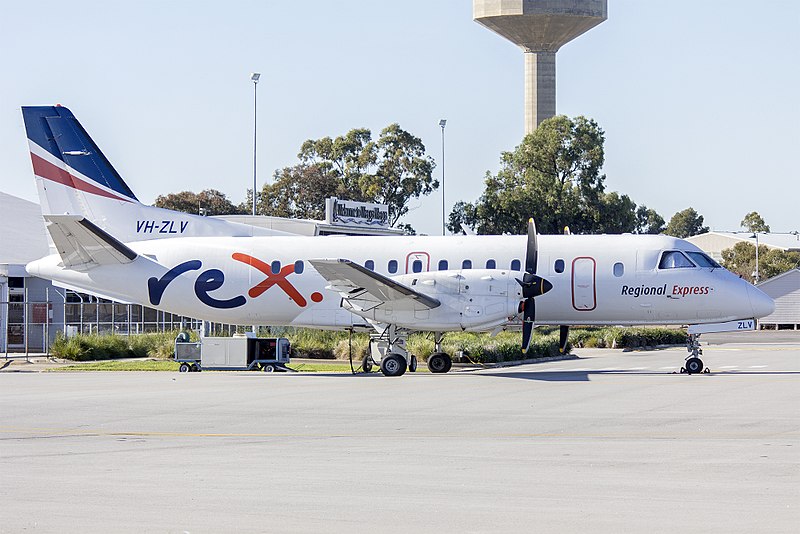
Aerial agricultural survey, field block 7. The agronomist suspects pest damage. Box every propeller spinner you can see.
[517,218,553,353]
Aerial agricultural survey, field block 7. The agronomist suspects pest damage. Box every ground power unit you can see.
[174,333,290,372]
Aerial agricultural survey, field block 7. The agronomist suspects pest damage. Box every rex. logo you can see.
[147,253,323,309]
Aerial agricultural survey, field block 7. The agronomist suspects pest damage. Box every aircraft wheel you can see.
[685,357,703,375]
[380,354,407,377]
[262,364,275,373]
[409,355,418,373]
[428,352,452,374]
[179,363,190,373]
[362,355,373,373]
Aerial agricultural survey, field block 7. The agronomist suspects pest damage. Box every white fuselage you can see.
[27,233,773,331]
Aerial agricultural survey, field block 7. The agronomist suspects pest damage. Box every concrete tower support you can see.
[525,52,556,131]
[474,0,607,133]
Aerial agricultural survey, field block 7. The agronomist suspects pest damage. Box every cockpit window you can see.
[658,251,695,269]
[686,251,721,269]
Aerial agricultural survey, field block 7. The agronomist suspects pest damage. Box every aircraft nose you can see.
[747,284,775,318]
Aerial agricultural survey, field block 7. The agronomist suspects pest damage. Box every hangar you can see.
[755,268,800,330]
[686,231,800,262]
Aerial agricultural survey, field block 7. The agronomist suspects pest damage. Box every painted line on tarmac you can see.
[0,426,790,441]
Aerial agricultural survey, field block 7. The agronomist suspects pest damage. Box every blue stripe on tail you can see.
[21,106,138,202]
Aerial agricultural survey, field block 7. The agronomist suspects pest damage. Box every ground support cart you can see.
[174,333,291,372]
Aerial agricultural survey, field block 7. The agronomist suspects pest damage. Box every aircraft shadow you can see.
[476,370,800,382]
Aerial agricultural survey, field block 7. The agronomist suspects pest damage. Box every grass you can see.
[47,326,688,370]
[51,330,194,361]
[52,360,181,372]
[49,359,379,373]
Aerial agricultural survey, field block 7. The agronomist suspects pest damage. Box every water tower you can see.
[474,0,607,133]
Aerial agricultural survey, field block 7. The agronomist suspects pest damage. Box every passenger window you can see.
[388,260,398,274]
[294,260,304,274]
[486,259,496,269]
[510,259,521,271]
[271,261,281,275]
[658,251,695,269]
[462,259,472,269]
[613,262,624,277]
[438,259,448,271]
[412,259,423,273]
[686,251,721,268]
[365,260,374,271]
[554,259,565,273]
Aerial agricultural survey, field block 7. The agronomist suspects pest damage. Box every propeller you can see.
[516,218,553,353]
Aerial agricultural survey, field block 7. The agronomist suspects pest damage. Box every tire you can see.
[428,352,452,374]
[409,355,418,373]
[190,363,200,372]
[179,363,190,373]
[686,357,703,375]
[362,355,373,373]
[380,354,407,377]
[262,364,275,372]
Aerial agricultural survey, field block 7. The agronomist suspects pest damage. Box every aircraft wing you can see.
[44,215,137,269]
[308,259,440,311]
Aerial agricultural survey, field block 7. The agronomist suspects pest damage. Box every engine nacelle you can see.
[341,269,523,331]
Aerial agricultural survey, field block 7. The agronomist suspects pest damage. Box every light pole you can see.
[250,72,261,216]
[439,119,447,235]
[752,232,760,284]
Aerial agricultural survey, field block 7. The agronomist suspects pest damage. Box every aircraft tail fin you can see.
[22,105,282,243]
[22,105,139,217]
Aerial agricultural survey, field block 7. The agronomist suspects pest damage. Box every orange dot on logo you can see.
[311,292,323,303]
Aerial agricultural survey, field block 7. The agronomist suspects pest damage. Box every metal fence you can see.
[1,297,243,356]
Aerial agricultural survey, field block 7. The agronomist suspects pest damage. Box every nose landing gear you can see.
[680,333,710,374]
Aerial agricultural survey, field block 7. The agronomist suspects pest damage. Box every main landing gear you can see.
[368,329,453,376]
[369,325,410,377]
[680,333,710,374]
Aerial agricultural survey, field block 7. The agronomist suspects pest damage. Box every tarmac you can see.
[1,333,798,533]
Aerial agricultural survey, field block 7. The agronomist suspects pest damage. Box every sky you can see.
[0,0,797,235]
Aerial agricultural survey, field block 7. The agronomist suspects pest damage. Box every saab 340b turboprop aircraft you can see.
[21,105,774,376]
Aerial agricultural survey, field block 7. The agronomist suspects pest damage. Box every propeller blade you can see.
[559,325,569,354]
[522,298,535,353]
[525,218,538,275]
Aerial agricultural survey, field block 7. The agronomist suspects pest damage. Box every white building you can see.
[686,232,800,262]
[0,192,54,352]
[756,269,800,330]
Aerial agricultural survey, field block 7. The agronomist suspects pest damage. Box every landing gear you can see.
[371,325,411,376]
[428,332,453,374]
[369,329,453,376]
[427,352,452,374]
[380,353,407,377]
[681,333,710,374]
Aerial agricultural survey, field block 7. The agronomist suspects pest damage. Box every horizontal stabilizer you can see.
[309,259,440,310]
[44,215,137,269]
